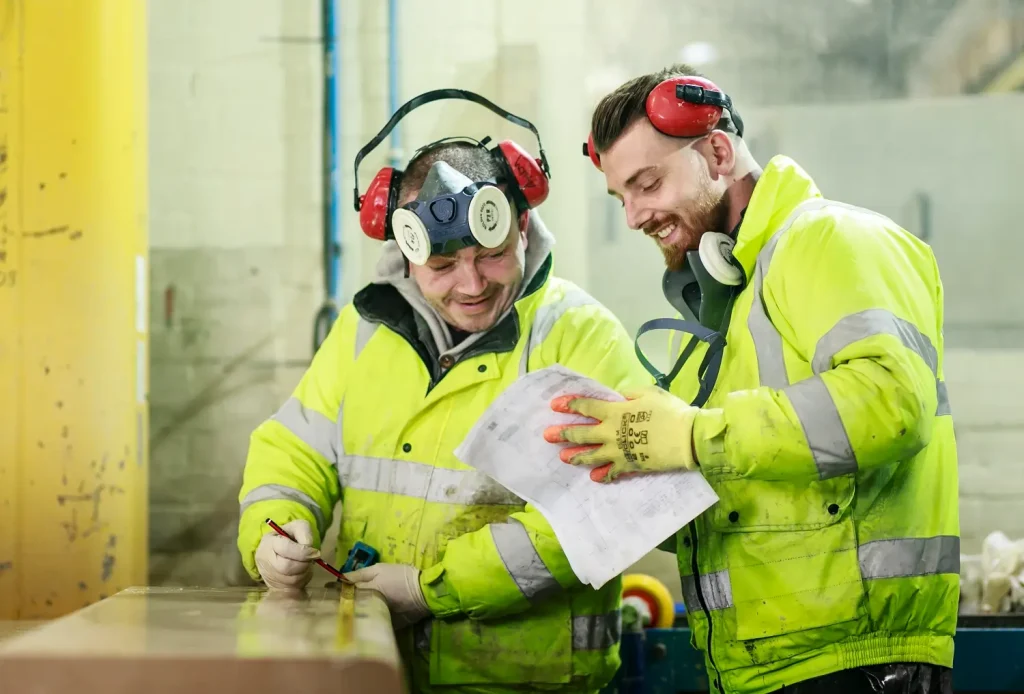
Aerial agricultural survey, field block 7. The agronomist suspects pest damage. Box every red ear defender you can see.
[583,132,602,171]
[645,76,727,139]
[494,140,549,210]
[359,167,396,240]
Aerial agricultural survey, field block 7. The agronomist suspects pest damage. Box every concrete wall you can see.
[147,0,325,584]
[146,0,1021,596]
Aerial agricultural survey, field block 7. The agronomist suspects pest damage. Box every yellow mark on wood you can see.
[335,581,356,648]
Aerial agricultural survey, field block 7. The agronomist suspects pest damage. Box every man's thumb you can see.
[344,565,380,583]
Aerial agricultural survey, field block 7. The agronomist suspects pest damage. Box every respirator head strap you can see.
[634,317,723,394]
[392,162,514,266]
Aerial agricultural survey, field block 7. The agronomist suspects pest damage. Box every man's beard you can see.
[661,180,730,272]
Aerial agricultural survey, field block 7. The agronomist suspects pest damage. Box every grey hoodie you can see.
[370,208,556,363]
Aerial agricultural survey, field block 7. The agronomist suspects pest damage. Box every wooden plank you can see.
[0,622,45,643]
[0,585,404,694]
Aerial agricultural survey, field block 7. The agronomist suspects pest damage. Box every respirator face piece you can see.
[390,161,513,266]
[662,231,744,328]
[644,230,746,402]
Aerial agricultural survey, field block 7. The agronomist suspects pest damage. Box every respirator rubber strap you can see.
[692,333,727,408]
[634,317,721,392]
[685,289,738,406]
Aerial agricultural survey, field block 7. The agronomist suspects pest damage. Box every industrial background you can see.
[1,0,1023,619]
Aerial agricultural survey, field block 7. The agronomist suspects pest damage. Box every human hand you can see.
[255,519,320,591]
[344,563,431,630]
[543,385,700,483]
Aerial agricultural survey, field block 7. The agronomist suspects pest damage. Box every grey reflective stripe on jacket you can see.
[490,519,562,603]
[746,198,952,480]
[519,287,604,376]
[270,397,339,463]
[354,317,378,360]
[239,484,329,538]
[681,534,960,614]
[238,394,342,537]
[337,455,523,506]
[413,609,623,652]
[252,317,377,472]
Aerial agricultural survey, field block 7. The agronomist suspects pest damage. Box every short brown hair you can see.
[590,63,737,155]
[400,140,503,200]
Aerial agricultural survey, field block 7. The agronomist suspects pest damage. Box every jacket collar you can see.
[353,255,551,379]
[731,155,823,283]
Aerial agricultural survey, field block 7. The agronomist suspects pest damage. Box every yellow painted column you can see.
[0,0,148,620]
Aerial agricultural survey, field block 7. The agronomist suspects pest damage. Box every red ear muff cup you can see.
[359,167,396,240]
[645,76,724,139]
[585,132,602,171]
[495,140,549,210]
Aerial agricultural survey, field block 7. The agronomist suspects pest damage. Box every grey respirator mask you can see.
[391,161,514,266]
[634,230,746,406]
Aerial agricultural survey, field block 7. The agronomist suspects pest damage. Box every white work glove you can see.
[344,563,431,630]
[255,519,320,591]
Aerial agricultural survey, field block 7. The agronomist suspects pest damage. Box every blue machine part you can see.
[603,622,1024,693]
[341,541,379,574]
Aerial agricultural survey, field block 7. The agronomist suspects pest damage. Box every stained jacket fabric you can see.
[665,156,960,694]
[237,212,652,693]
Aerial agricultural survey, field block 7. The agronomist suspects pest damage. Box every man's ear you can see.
[704,131,736,178]
[516,210,532,251]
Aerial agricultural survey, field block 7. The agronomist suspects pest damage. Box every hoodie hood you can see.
[371,208,556,359]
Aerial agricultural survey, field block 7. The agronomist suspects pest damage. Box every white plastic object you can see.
[981,572,1013,613]
[959,554,983,613]
[391,208,432,266]
[1008,573,1024,611]
[981,531,1021,577]
[467,185,511,249]
[698,231,743,286]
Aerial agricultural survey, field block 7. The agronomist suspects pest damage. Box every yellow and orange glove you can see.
[543,385,701,483]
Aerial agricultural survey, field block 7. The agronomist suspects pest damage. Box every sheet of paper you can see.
[454,364,719,590]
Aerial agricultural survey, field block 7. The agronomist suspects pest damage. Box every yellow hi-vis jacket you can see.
[666,156,960,694]
[237,240,652,692]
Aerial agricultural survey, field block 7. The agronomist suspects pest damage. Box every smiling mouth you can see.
[648,221,680,245]
[452,294,496,312]
[457,294,490,304]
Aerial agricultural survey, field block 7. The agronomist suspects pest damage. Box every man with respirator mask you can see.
[236,90,651,693]
[543,66,959,694]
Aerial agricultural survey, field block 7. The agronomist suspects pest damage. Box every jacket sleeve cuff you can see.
[693,407,730,474]
[238,500,323,581]
[419,564,462,618]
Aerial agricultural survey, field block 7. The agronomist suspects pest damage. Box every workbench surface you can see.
[0,585,404,694]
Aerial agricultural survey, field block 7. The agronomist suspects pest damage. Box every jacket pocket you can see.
[707,475,855,532]
[429,594,573,685]
[706,476,866,642]
[725,521,867,642]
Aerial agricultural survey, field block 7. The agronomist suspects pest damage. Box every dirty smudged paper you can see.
[454,364,719,590]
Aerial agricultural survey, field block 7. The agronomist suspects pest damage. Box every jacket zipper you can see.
[688,518,722,691]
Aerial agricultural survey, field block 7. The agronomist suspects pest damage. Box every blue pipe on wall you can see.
[314,0,342,353]
[388,0,400,167]
[327,0,342,303]
[315,0,397,354]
